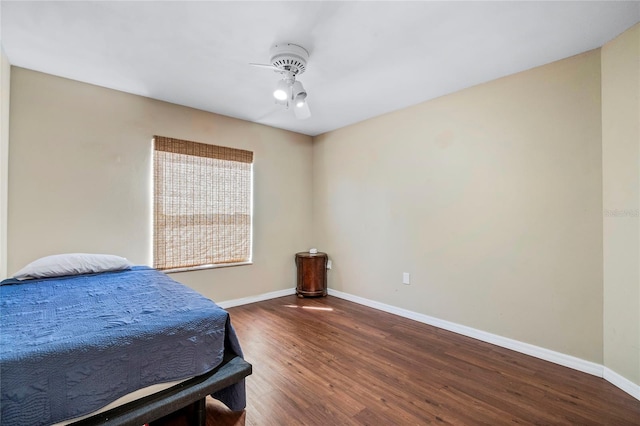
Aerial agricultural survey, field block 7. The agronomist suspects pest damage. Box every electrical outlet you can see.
[402,272,410,285]
[327,260,332,270]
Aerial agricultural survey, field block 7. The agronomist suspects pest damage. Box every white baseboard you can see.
[604,367,640,400]
[217,287,639,401]
[217,287,295,309]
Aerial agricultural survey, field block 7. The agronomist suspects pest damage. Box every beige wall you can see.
[8,68,313,301]
[0,47,10,280]
[602,23,640,386]
[313,50,604,363]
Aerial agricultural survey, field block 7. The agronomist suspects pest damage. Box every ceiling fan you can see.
[250,43,311,120]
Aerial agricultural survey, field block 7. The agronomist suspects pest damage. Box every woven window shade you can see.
[153,136,253,271]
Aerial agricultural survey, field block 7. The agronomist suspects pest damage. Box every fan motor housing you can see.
[270,43,309,75]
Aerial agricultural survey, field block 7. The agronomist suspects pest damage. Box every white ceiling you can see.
[2,1,639,136]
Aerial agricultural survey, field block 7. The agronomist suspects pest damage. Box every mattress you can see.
[0,266,245,426]
[53,379,183,425]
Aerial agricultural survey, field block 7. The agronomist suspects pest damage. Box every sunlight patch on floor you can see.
[283,304,334,312]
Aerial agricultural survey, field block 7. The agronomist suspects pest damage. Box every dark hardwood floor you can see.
[227,295,640,425]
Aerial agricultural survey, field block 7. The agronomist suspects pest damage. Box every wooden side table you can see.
[295,252,328,297]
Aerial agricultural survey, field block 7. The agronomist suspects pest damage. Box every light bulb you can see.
[273,80,289,101]
[273,89,288,101]
[295,93,307,108]
[291,81,307,107]
[294,99,311,120]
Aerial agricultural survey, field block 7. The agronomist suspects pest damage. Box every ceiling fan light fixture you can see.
[291,81,307,107]
[295,93,307,108]
[293,100,311,120]
[253,43,312,120]
[273,79,289,101]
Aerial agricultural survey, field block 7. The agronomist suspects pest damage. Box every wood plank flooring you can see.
[227,296,640,425]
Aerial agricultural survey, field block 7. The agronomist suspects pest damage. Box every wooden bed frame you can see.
[69,352,252,426]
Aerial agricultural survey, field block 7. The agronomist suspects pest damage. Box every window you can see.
[153,136,253,272]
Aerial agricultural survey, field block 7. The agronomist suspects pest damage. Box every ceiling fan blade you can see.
[294,101,311,120]
[249,63,279,71]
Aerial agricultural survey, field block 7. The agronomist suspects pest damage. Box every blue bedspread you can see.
[0,266,245,425]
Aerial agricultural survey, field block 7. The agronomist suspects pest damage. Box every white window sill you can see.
[161,261,253,274]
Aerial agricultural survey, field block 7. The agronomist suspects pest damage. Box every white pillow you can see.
[13,253,133,280]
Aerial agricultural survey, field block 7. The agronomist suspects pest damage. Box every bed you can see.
[0,256,251,426]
